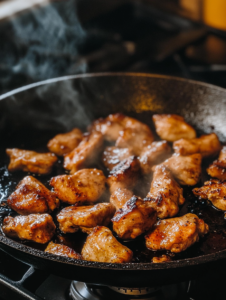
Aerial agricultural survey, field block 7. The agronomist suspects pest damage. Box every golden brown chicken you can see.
[102,146,133,171]
[173,133,221,158]
[207,146,226,180]
[152,255,172,263]
[64,132,103,174]
[45,241,82,259]
[50,169,106,205]
[193,179,226,210]
[147,165,185,218]
[81,226,133,263]
[110,188,133,210]
[7,176,59,215]
[2,214,56,244]
[47,128,83,156]
[145,213,208,253]
[139,141,171,174]
[163,153,202,185]
[6,149,57,174]
[57,203,115,234]
[153,114,196,142]
[112,196,157,240]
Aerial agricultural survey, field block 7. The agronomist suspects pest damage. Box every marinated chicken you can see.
[81,226,133,263]
[2,214,56,244]
[57,203,115,233]
[139,141,171,174]
[45,241,82,259]
[152,255,172,263]
[102,146,133,171]
[193,179,226,210]
[145,213,208,253]
[7,176,59,215]
[163,153,202,186]
[207,146,226,180]
[6,149,57,174]
[110,188,133,210]
[147,165,185,218]
[64,132,103,174]
[50,169,106,205]
[47,128,83,156]
[173,133,221,158]
[153,114,196,142]
[112,196,157,239]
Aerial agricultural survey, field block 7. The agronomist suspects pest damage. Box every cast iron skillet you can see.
[0,73,226,288]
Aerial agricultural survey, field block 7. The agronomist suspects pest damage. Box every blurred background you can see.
[1,0,226,95]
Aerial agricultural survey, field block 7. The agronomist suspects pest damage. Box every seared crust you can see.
[64,132,103,174]
[81,226,133,263]
[173,133,221,158]
[207,146,226,180]
[112,196,157,239]
[2,214,56,244]
[145,213,208,253]
[110,188,133,210]
[6,148,57,174]
[7,176,59,215]
[102,146,133,171]
[47,128,83,156]
[193,179,226,210]
[153,114,196,142]
[147,165,185,218]
[50,169,106,205]
[57,203,116,233]
[45,241,82,259]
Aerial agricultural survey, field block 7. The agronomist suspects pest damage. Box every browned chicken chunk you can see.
[153,114,196,142]
[193,179,226,210]
[81,226,133,263]
[50,169,106,205]
[173,133,221,158]
[139,141,171,174]
[6,149,57,174]
[207,146,226,180]
[110,188,134,210]
[102,146,133,171]
[147,165,185,218]
[152,255,172,263]
[2,214,56,244]
[64,132,103,174]
[145,213,208,253]
[7,176,59,215]
[112,196,157,240]
[47,128,83,156]
[57,203,115,234]
[45,241,82,259]
[163,153,202,186]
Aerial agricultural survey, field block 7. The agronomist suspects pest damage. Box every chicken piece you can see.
[47,128,83,156]
[81,226,133,263]
[163,153,202,186]
[110,188,134,210]
[193,179,226,211]
[107,156,140,193]
[2,214,56,244]
[207,146,226,180]
[173,133,221,158]
[45,241,82,259]
[152,255,172,263]
[6,149,57,175]
[7,176,59,215]
[57,203,115,234]
[112,196,157,240]
[139,141,171,174]
[64,132,103,174]
[102,146,133,171]
[145,213,208,253]
[116,127,154,156]
[147,165,185,218]
[50,169,106,205]
[153,114,196,142]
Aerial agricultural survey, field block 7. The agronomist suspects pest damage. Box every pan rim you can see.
[1,72,226,271]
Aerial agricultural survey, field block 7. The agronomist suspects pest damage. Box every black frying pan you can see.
[0,73,226,288]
